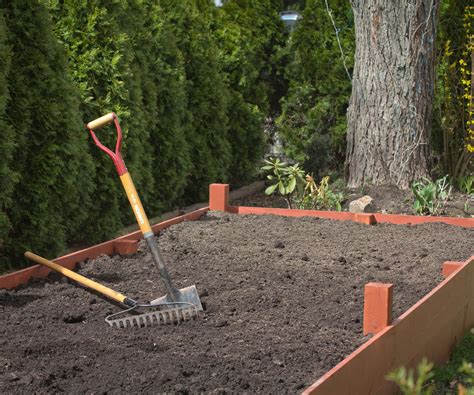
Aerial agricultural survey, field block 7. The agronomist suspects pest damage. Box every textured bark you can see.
[345,0,440,189]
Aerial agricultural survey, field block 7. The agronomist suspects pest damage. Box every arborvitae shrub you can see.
[162,0,231,202]
[277,0,354,175]
[137,3,191,212]
[47,1,136,240]
[0,10,14,271]
[214,1,286,185]
[1,0,94,269]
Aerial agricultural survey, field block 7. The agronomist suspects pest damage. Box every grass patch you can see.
[432,328,474,394]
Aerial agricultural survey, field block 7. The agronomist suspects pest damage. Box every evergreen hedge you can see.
[215,0,286,186]
[0,0,276,271]
[0,0,95,270]
[277,0,354,179]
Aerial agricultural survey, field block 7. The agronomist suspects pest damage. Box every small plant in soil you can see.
[262,157,305,209]
[387,358,435,395]
[295,175,344,211]
[457,175,474,195]
[262,158,343,210]
[411,175,452,216]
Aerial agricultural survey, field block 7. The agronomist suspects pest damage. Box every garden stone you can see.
[349,195,375,213]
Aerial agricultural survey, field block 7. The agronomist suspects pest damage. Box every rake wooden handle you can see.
[24,251,134,306]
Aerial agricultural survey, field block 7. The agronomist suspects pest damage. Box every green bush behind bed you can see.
[0,0,283,272]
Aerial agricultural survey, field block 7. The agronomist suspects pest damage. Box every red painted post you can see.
[209,183,230,211]
[363,283,393,335]
[442,261,464,279]
[354,213,377,225]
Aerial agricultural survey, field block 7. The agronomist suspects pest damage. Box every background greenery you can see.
[0,0,284,271]
[0,0,471,271]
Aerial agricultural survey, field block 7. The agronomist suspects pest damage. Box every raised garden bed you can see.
[1,204,472,393]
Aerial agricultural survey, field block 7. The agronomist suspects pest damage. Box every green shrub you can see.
[387,358,435,395]
[1,0,95,269]
[163,0,232,202]
[262,157,343,211]
[0,10,14,267]
[457,175,474,195]
[411,175,452,215]
[277,0,354,172]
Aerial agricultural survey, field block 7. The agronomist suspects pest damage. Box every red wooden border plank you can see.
[228,205,473,228]
[0,207,209,290]
[373,213,474,228]
[229,205,356,221]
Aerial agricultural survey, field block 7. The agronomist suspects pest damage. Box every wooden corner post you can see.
[209,183,230,211]
[363,283,393,335]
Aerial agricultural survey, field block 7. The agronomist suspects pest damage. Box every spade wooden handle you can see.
[87,113,115,129]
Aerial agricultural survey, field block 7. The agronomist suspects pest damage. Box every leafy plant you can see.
[458,362,474,394]
[262,158,343,210]
[387,358,435,395]
[262,157,305,209]
[412,175,452,215]
[432,329,474,394]
[457,175,474,195]
[296,175,344,211]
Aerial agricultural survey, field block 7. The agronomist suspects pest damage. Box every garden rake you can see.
[85,112,203,326]
[24,252,199,328]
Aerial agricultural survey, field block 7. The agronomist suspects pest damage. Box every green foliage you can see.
[0,10,14,261]
[263,157,305,208]
[0,0,295,271]
[295,175,343,211]
[277,0,354,175]
[459,362,474,391]
[387,358,435,395]
[262,157,343,210]
[411,176,452,216]
[47,0,149,240]
[432,328,474,393]
[433,0,473,179]
[216,0,285,112]
[214,0,286,185]
[457,174,474,194]
[162,0,231,202]
[0,0,95,270]
[123,2,191,213]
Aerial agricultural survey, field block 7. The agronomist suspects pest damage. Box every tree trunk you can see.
[345,0,440,189]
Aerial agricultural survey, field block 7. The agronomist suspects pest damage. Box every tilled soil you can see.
[1,213,472,393]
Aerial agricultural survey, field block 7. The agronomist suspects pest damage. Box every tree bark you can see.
[345,0,440,189]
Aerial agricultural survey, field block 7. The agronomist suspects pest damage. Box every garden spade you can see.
[24,252,199,328]
[86,113,203,325]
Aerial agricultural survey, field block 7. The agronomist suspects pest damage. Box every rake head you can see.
[105,303,200,329]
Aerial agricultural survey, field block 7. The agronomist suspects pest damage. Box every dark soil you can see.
[1,213,472,393]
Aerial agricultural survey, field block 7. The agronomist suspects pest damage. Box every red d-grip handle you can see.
[87,112,127,176]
